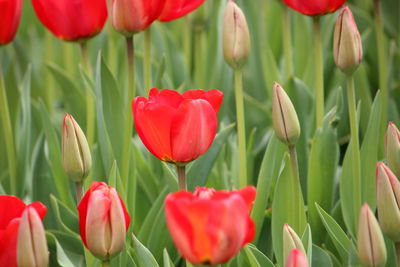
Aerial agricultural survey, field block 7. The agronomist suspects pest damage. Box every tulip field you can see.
[1,0,400,266]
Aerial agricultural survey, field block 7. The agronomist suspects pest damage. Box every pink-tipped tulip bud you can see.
[17,207,49,267]
[376,162,400,242]
[286,249,309,267]
[357,204,387,267]
[223,0,250,69]
[78,182,131,260]
[62,114,92,182]
[385,122,400,178]
[272,82,300,145]
[333,6,363,75]
[283,224,305,266]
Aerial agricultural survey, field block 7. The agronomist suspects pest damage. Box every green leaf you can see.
[246,244,275,267]
[312,245,333,267]
[251,133,286,243]
[301,224,313,266]
[131,234,160,267]
[163,249,175,267]
[271,154,307,266]
[49,194,80,237]
[47,231,85,267]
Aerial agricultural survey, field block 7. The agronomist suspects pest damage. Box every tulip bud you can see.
[223,0,250,69]
[286,249,309,267]
[78,182,131,260]
[272,82,300,145]
[333,6,363,75]
[17,207,49,267]
[62,114,92,182]
[385,122,400,178]
[283,224,305,266]
[376,162,400,242]
[357,203,387,267]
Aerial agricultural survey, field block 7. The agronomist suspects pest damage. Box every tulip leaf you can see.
[46,231,85,267]
[49,194,80,237]
[245,244,275,267]
[312,245,333,267]
[301,224,313,266]
[242,246,262,267]
[163,249,175,267]
[271,153,307,267]
[315,203,357,263]
[251,133,286,243]
[360,91,381,210]
[307,113,339,245]
[131,234,160,267]
[187,123,235,190]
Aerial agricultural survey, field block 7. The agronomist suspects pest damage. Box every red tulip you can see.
[78,182,130,260]
[109,0,164,35]
[282,0,347,16]
[165,186,256,264]
[286,249,309,267]
[0,195,47,267]
[0,0,22,45]
[159,0,205,22]
[132,88,224,164]
[31,0,108,41]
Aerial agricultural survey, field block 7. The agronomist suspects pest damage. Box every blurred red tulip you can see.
[282,0,346,16]
[0,195,47,267]
[165,186,256,265]
[109,0,164,35]
[0,0,22,45]
[78,182,130,260]
[132,88,223,164]
[31,0,108,41]
[159,0,205,22]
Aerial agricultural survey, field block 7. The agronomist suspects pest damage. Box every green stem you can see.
[194,30,204,88]
[121,36,135,187]
[184,18,192,81]
[45,32,54,113]
[346,74,361,229]
[313,17,324,130]
[396,243,400,266]
[177,165,187,191]
[374,0,388,144]
[234,69,248,188]
[288,145,301,230]
[79,42,95,147]
[102,260,110,267]
[75,182,84,204]
[144,28,152,94]
[0,60,17,195]
[282,6,293,79]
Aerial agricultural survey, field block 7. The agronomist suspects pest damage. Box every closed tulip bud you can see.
[62,114,92,183]
[17,207,49,267]
[333,7,363,75]
[272,82,300,145]
[78,182,131,260]
[357,204,387,267]
[376,162,400,242]
[385,122,400,178]
[286,249,309,267]
[283,224,306,266]
[223,0,250,69]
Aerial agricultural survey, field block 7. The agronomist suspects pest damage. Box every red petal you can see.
[236,186,257,212]
[0,0,22,45]
[117,194,131,231]
[0,195,26,230]
[182,89,224,114]
[171,99,217,162]
[159,0,205,22]
[28,202,47,220]
[0,218,20,267]
[149,88,184,110]
[282,0,346,16]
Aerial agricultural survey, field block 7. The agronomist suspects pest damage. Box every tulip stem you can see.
[282,6,293,79]
[288,145,302,231]
[194,30,205,88]
[0,60,17,196]
[374,0,388,147]
[75,182,84,204]
[234,69,248,188]
[144,28,152,94]
[102,260,110,267]
[121,36,136,187]
[79,42,95,147]
[313,17,324,130]
[177,165,187,191]
[346,74,361,229]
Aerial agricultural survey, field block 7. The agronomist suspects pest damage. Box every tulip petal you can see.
[0,195,26,229]
[0,0,22,45]
[0,218,20,267]
[282,0,346,16]
[159,0,205,22]
[108,188,128,256]
[182,89,224,113]
[171,99,217,162]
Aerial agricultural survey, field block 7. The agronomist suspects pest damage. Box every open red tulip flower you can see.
[165,186,256,265]
[282,0,347,16]
[132,88,224,164]
[0,195,47,266]
[31,0,108,41]
[78,182,130,260]
[159,0,206,22]
[0,0,22,45]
